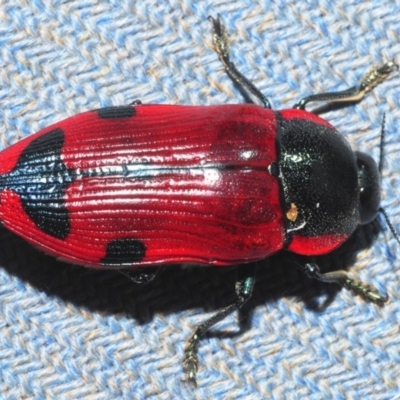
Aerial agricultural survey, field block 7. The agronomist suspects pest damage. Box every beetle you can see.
[0,16,398,384]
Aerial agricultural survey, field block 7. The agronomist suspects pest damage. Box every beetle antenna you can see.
[376,113,400,246]
[379,113,386,175]
[379,207,400,246]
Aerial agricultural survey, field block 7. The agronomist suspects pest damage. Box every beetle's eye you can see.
[356,152,380,224]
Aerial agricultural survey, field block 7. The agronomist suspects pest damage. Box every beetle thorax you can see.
[276,113,360,255]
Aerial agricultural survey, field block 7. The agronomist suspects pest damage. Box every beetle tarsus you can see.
[359,60,399,95]
[294,59,398,110]
[209,16,271,108]
[182,264,257,384]
[302,263,388,304]
[183,334,200,386]
[343,277,388,304]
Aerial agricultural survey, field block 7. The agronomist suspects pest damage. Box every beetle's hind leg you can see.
[183,263,257,385]
[294,60,398,110]
[299,262,388,304]
[209,16,271,108]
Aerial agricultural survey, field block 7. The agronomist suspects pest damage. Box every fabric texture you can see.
[0,1,399,399]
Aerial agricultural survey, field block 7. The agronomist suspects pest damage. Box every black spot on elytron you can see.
[97,106,136,119]
[0,128,72,239]
[101,238,146,266]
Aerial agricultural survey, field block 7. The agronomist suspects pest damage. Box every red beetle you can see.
[0,17,398,383]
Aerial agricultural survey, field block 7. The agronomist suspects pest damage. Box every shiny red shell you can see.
[0,104,288,267]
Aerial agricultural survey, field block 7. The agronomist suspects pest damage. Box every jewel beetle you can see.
[0,16,398,384]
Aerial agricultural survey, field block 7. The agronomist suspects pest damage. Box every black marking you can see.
[101,238,146,266]
[97,106,136,119]
[0,128,72,239]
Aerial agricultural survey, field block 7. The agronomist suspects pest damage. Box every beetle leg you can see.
[118,267,158,284]
[294,60,398,110]
[209,16,271,109]
[301,263,388,304]
[183,263,257,385]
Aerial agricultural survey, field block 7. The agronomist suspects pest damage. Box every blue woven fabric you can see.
[0,1,399,399]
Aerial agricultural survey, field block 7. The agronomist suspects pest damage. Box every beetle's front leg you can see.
[299,262,388,304]
[294,60,398,110]
[183,262,258,385]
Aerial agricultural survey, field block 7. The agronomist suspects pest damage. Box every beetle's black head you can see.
[356,151,381,224]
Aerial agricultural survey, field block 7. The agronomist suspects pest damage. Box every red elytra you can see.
[0,103,350,268]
